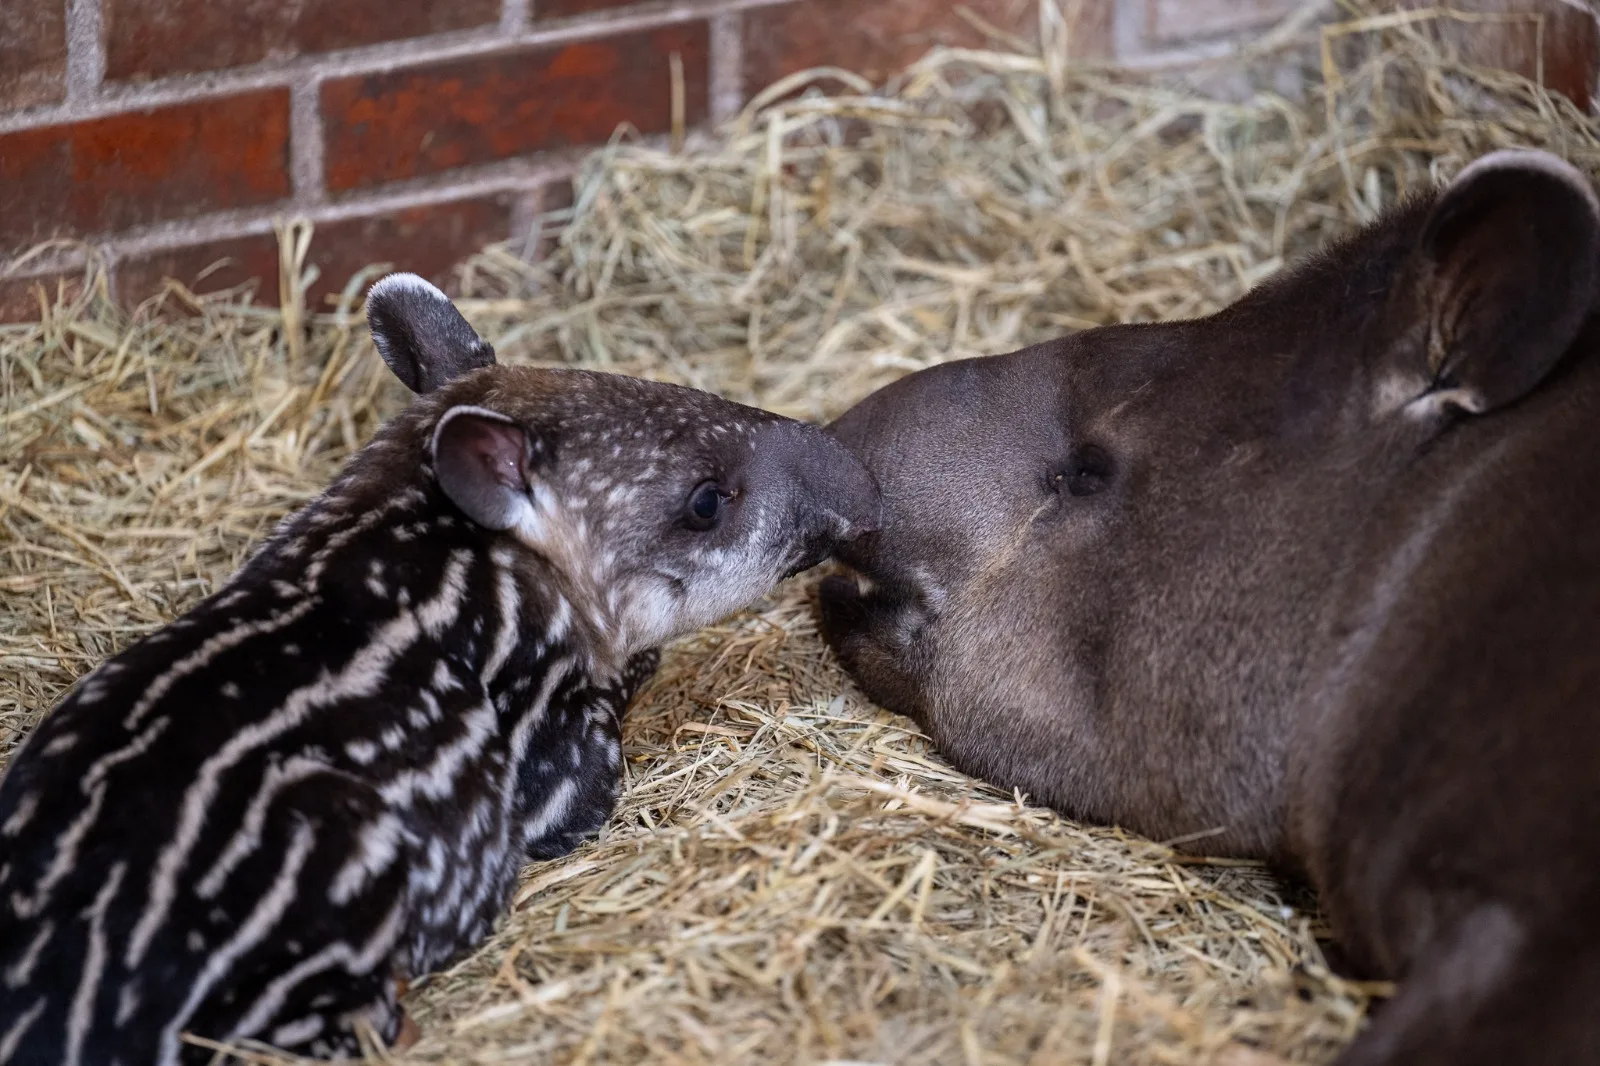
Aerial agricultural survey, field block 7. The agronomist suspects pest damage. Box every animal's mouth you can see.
[786,520,885,581]
[823,528,882,576]
[783,548,830,581]
[819,559,875,595]
[650,569,689,599]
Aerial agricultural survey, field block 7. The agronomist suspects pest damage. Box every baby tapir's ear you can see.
[1382,149,1600,417]
[431,406,545,531]
[367,273,497,394]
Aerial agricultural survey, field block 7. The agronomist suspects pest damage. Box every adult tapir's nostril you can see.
[830,455,884,540]
[755,420,883,542]
[819,429,884,542]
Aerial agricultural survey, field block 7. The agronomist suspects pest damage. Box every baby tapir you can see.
[819,149,1600,1065]
[0,274,880,1065]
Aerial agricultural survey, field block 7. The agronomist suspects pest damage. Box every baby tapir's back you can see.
[0,478,628,1064]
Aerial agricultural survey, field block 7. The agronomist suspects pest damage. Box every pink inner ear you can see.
[433,409,533,531]
[460,417,528,490]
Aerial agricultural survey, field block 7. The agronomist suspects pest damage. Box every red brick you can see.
[743,0,1112,91]
[307,195,513,307]
[115,233,282,307]
[0,271,83,324]
[0,91,291,254]
[1400,0,1596,111]
[0,2,67,109]
[115,196,513,310]
[535,0,642,19]
[321,24,709,192]
[105,0,500,82]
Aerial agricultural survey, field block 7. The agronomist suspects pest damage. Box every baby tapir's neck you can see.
[212,465,605,693]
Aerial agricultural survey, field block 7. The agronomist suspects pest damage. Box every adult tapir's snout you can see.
[819,348,1099,737]
[826,352,1068,591]
[748,418,884,578]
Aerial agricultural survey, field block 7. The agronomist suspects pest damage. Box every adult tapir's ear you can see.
[1380,149,1600,418]
[431,405,546,531]
[366,273,497,394]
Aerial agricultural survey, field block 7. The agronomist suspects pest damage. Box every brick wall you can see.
[0,0,1593,321]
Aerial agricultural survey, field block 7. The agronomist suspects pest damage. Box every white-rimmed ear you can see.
[1379,149,1600,418]
[431,406,544,531]
[367,273,497,394]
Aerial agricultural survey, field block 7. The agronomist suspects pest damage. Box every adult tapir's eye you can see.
[1052,445,1114,498]
[684,481,727,531]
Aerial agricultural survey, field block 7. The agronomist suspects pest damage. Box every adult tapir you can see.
[818,148,1600,1065]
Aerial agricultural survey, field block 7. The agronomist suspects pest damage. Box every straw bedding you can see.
[3,2,1596,1061]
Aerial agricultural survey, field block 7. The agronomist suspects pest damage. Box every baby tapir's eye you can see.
[684,481,728,531]
[1050,445,1114,498]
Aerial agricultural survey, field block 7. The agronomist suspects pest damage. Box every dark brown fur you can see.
[818,150,1600,1064]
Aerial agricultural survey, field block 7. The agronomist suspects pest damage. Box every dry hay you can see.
[3,2,1597,1062]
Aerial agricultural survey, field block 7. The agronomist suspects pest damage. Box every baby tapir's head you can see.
[364,274,881,654]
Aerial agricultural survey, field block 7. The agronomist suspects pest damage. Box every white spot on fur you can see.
[270,1015,324,1047]
[1406,387,1485,419]
[433,660,463,693]
[1,792,38,837]
[42,733,78,756]
[378,699,496,807]
[115,983,141,1027]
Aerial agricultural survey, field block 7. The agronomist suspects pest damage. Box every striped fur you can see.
[0,276,880,1064]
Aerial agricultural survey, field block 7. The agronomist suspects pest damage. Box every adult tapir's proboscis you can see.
[819,149,1600,1065]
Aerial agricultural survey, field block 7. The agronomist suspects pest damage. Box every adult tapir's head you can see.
[818,149,1600,853]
